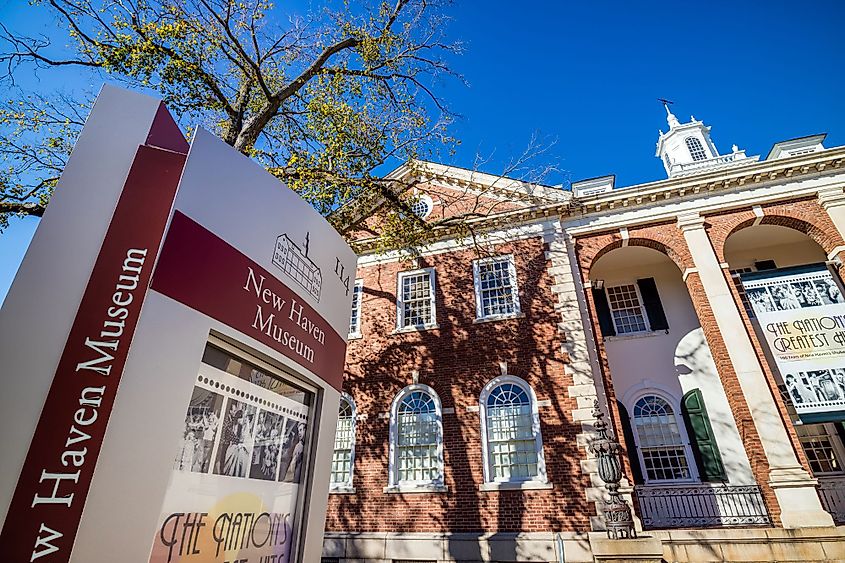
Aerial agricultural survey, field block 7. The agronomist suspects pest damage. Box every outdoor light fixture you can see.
[593,279,605,290]
[588,400,636,540]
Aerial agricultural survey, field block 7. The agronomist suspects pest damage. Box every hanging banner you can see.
[741,264,845,423]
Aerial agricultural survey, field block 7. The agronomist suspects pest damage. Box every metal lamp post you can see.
[588,399,636,539]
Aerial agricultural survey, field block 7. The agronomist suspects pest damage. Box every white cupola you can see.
[655,103,756,177]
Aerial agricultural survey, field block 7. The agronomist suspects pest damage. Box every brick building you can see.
[322,107,845,562]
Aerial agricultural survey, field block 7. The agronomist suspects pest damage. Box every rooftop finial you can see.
[658,97,680,128]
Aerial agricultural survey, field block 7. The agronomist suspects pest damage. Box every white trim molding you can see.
[472,254,522,321]
[396,267,438,331]
[387,383,446,492]
[478,374,549,488]
[329,392,357,493]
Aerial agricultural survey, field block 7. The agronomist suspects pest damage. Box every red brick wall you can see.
[326,236,594,533]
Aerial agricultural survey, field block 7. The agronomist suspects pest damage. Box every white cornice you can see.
[356,220,559,267]
[356,146,845,253]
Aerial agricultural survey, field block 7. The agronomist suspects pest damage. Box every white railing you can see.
[635,484,771,529]
[669,152,760,177]
[818,476,845,524]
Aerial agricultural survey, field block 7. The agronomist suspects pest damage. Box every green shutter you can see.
[682,389,727,482]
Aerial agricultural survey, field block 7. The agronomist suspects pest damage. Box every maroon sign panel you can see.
[151,211,347,391]
[0,144,187,561]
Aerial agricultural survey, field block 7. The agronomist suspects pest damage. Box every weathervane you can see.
[657,97,674,111]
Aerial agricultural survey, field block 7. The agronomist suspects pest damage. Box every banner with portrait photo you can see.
[149,345,313,563]
[740,264,845,423]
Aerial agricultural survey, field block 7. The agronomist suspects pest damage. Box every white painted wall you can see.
[592,247,754,484]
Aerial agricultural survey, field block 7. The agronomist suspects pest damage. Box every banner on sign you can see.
[740,264,845,423]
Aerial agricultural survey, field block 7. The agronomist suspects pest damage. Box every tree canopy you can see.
[1,0,467,242]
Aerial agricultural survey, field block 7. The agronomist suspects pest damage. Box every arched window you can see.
[663,152,673,172]
[480,376,547,483]
[330,394,356,490]
[631,394,696,482]
[388,385,444,489]
[685,137,707,161]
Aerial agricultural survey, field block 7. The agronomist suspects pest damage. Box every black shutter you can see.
[681,389,728,482]
[616,401,644,485]
[592,287,616,337]
[835,422,845,449]
[636,277,669,331]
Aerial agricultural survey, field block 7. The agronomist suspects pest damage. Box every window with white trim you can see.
[331,394,356,489]
[797,423,845,475]
[480,376,546,483]
[349,279,363,337]
[685,137,707,161]
[473,255,521,320]
[397,269,436,329]
[632,395,695,482]
[606,284,649,334]
[389,385,443,487]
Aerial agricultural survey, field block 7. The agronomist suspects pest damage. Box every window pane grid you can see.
[396,391,441,483]
[799,425,843,475]
[331,399,354,486]
[485,383,539,480]
[607,285,648,334]
[633,395,691,481]
[477,258,517,317]
[730,268,755,318]
[400,272,433,327]
[349,282,362,335]
[686,137,707,161]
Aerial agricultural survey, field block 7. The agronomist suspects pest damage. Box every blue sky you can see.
[1,0,844,302]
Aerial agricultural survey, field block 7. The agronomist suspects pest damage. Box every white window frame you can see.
[685,136,708,161]
[396,268,438,331]
[478,375,548,489]
[386,384,446,492]
[473,254,522,321]
[348,279,363,339]
[330,392,357,492]
[605,282,651,336]
[628,391,698,484]
[797,422,845,476]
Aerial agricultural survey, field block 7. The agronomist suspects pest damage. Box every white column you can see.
[677,212,833,529]
[818,186,845,261]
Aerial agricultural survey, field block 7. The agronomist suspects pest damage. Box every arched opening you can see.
[590,245,765,528]
[724,223,845,523]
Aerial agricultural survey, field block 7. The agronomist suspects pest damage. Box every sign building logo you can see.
[272,233,322,302]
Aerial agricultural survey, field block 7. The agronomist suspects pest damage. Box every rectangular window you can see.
[331,415,354,486]
[349,279,363,337]
[473,255,521,319]
[606,284,649,334]
[798,424,844,475]
[730,267,755,318]
[397,269,436,329]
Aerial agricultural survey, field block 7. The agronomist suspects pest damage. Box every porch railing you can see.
[818,476,845,524]
[634,484,771,529]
